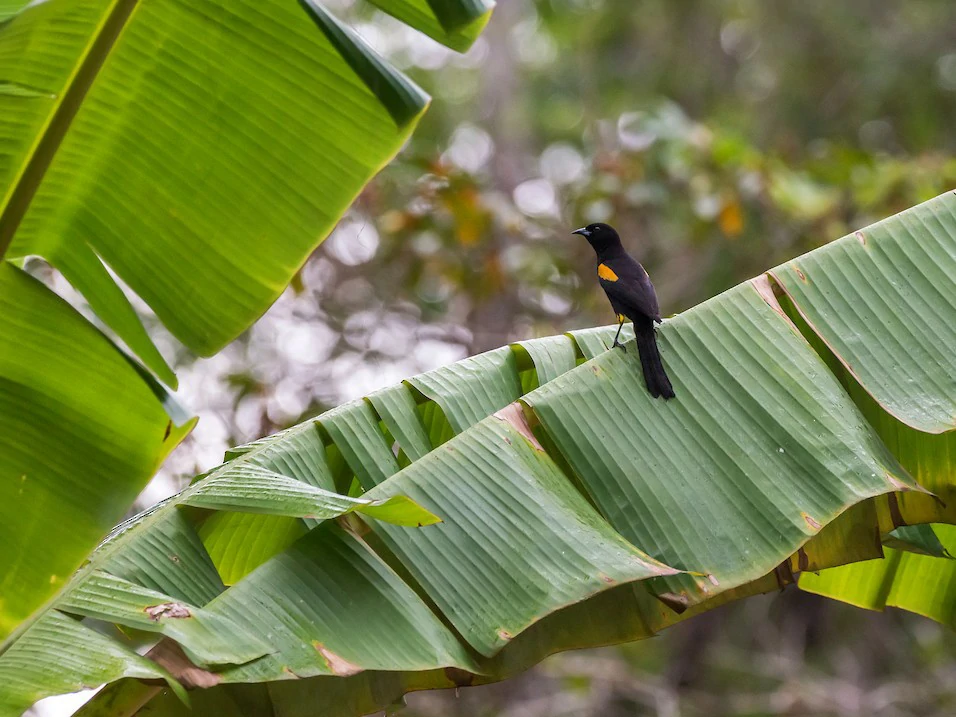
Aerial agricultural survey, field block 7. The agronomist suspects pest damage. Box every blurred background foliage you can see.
[27,0,956,715]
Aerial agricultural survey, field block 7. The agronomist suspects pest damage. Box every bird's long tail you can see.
[634,320,675,400]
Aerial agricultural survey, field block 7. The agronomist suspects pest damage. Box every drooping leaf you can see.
[774,279,956,536]
[0,264,192,642]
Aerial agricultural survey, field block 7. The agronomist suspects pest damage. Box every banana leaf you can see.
[53,193,956,716]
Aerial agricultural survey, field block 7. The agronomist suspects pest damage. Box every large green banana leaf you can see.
[0,0,491,653]
[16,192,953,716]
[0,0,443,377]
[0,263,194,642]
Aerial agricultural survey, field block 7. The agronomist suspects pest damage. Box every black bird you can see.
[573,223,675,400]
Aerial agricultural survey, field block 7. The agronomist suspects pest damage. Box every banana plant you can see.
[3,192,951,716]
[0,0,493,649]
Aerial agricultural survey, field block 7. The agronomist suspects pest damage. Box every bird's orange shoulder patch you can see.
[597,263,619,282]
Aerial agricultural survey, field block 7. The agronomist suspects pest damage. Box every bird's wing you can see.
[598,256,661,321]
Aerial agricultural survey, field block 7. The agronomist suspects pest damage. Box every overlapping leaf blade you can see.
[525,280,919,610]
[771,191,956,433]
[406,345,521,433]
[202,522,480,682]
[365,410,681,657]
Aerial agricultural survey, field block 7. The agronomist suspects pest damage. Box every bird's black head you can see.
[572,223,622,254]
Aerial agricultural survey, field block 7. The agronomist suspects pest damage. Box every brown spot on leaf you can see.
[314,643,363,677]
[774,561,795,590]
[599,574,615,584]
[338,513,371,537]
[497,629,513,641]
[168,554,181,564]
[793,265,807,282]
[148,639,221,688]
[493,403,545,451]
[656,592,689,614]
[886,473,910,491]
[801,512,821,531]
[855,231,867,246]
[163,421,172,441]
[444,667,475,688]
[751,275,807,340]
[751,275,788,320]
[887,493,906,528]
[797,547,810,572]
[884,471,930,497]
[145,602,191,621]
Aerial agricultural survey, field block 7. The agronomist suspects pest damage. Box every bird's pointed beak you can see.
[572,227,590,237]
